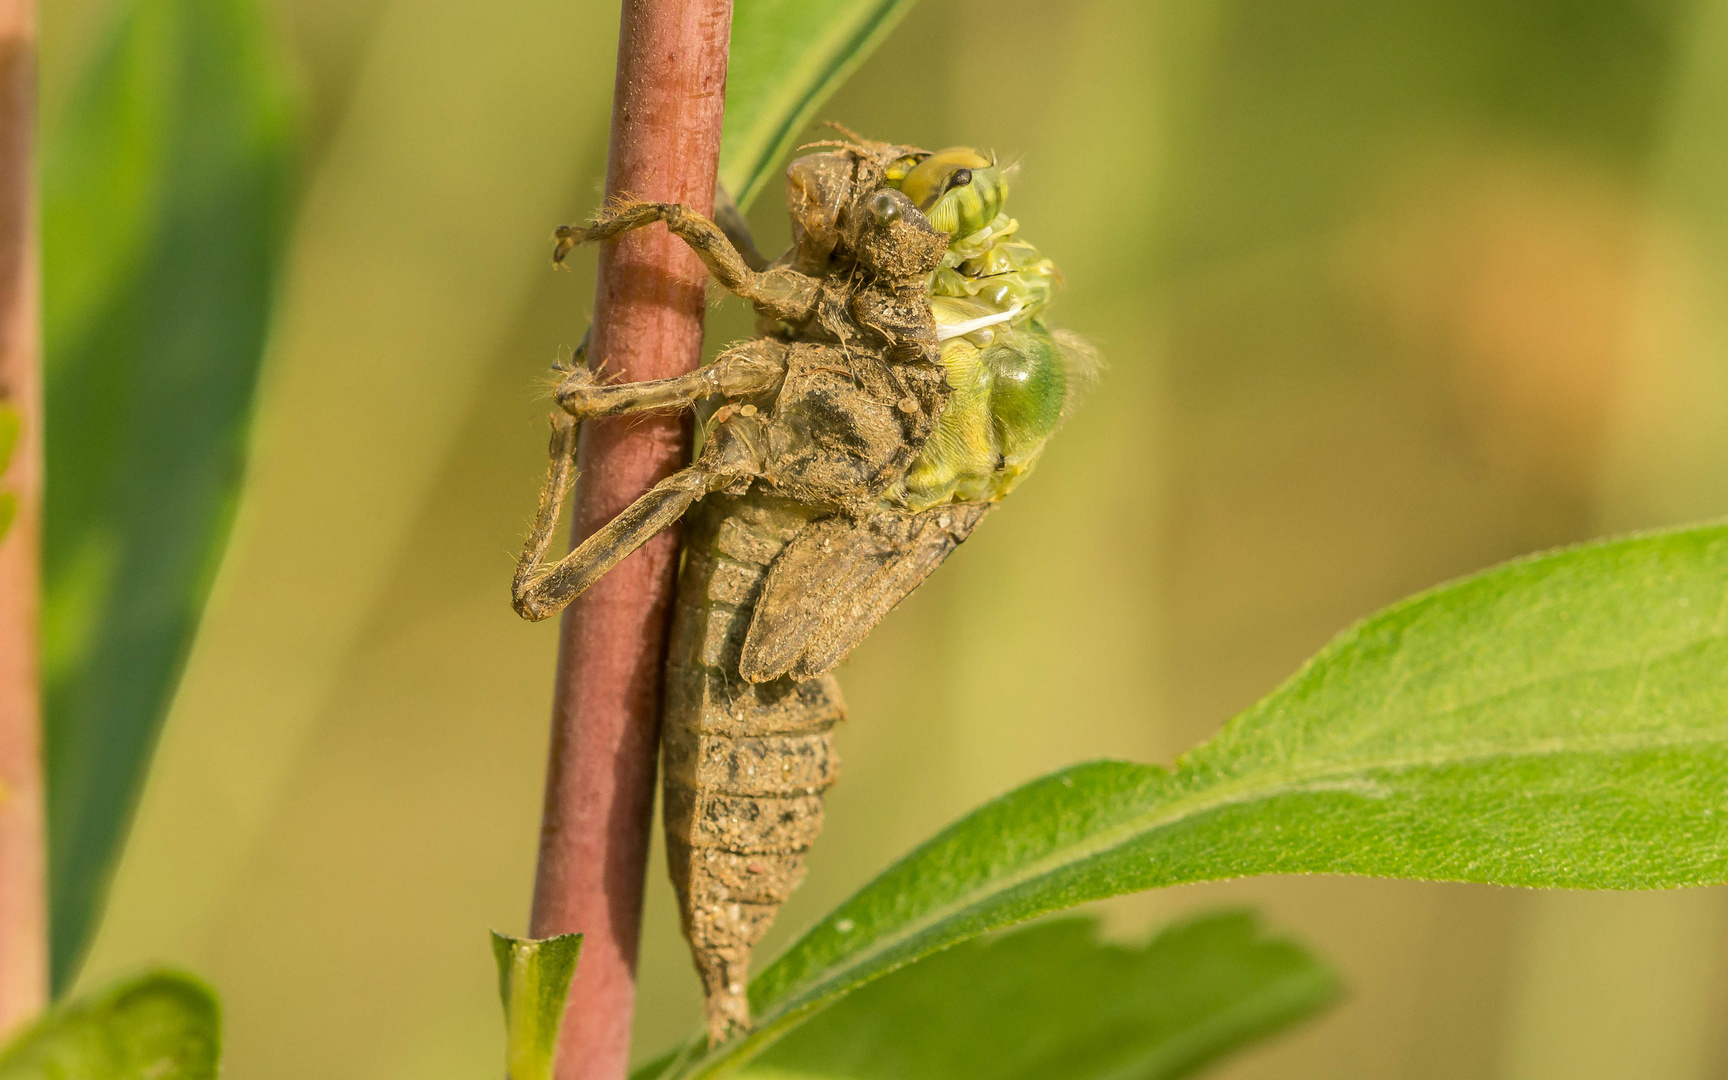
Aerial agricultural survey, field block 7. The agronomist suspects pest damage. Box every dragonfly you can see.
[513,133,1096,1043]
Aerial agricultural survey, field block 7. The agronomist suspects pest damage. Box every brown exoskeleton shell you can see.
[513,134,999,1044]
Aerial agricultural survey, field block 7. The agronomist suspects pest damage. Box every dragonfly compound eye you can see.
[868,189,902,225]
[893,148,1004,237]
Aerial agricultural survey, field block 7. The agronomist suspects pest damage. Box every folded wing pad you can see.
[739,502,992,683]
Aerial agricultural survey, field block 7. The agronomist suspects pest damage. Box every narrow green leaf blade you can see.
[0,404,16,543]
[735,912,1338,1080]
[0,404,18,476]
[0,970,220,1080]
[720,0,921,210]
[492,931,583,1080]
[664,522,1728,1077]
[41,0,295,990]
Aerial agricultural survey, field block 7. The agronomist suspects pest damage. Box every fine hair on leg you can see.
[554,200,819,323]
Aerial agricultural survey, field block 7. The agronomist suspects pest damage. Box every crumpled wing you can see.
[739,502,992,683]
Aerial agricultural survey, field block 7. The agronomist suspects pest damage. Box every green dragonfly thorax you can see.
[887,150,1096,512]
[932,215,1059,321]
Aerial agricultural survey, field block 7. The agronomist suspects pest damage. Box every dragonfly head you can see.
[889,148,1008,238]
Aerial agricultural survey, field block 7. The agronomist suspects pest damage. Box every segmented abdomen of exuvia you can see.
[660,490,845,1041]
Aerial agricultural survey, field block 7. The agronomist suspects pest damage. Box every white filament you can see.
[935,303,1023,341]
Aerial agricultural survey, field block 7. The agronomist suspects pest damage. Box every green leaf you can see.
[0,404,16,543]
[0,404,18,477]
[492,931,584,1080]
[720,0,921,210]
[41,0,295,990]
[657,522,1728,1077]
[733,912,1337,1080]
[0,970,220,1080]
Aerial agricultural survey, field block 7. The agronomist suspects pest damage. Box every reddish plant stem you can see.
[0,0,40,1038]
[527,2,732,1078]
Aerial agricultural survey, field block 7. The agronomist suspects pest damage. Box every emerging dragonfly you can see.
[513,132,1096,1043]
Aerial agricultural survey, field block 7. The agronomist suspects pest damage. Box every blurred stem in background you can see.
[0,0,42,1040]
[525,2,731,1078]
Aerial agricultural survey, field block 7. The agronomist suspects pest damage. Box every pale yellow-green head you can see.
[888,148,1008,238]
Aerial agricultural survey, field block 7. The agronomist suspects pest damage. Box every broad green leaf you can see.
[721,0,921,210]
[733,912,1337,1080]
[655,522,1728,1078]
[492,931,583,1080]
[0,970,219,1080]
[41,0,295,990]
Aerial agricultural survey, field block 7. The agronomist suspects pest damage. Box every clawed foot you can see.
[552,200,677,265]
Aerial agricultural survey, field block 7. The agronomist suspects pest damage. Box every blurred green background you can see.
[40,0,1728,1075]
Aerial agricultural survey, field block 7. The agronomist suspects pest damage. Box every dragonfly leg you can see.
[554,200,818,323]
[511,409,773,622]
[512,459,724,621]
[512,412,580,618]
[555,338,787,420]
